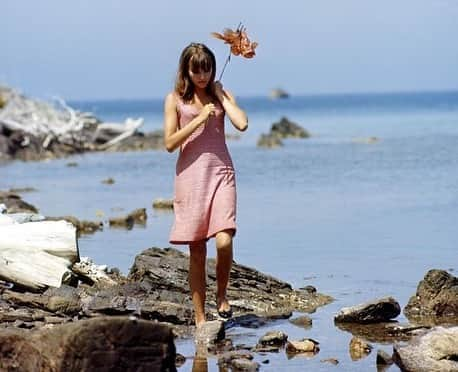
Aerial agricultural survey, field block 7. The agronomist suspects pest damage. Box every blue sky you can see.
[2,0,458,100]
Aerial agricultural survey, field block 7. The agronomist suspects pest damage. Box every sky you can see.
[2,0,458,100]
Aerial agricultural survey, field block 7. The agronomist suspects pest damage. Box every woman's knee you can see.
[216,230,233,251]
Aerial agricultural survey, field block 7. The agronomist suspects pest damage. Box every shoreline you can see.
[1,192,457,370]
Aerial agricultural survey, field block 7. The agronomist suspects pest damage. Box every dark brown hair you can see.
[175,43,216,102]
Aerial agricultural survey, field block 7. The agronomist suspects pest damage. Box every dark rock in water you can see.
[0,247,333,339]
[270,88,289,99]
[376,349,393,366]
[393,326,458,372]
[0,316,176,371]
[289,315,313,329]
[334,297,401,324]
[230,358,260,371]
[321,358,339,365]
[175,353,186,367]
[46,215,103,235]
[404,269,458,323]
[129,247,333,320]
[271,117,310,139]
[349,336,372,361]
[101,177,115,184]
[109,208,147,229]
[153,198,174,210]
[258,330,288,347]
[105,130,164,153]
[257,117,310,148]
[286,338,320,354]
[256,133,283,148]
[0,191,38,213]
[335,321,430,343]
[219,351,259,371]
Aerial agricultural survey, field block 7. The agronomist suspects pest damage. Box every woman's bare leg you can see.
[215,230,233,313]
[189,240,207,326]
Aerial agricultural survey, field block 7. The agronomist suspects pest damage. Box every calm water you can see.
[1,91,458,371]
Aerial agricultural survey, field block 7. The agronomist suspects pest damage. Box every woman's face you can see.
[188,67,212,89]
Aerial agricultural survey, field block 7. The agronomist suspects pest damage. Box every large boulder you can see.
[129,247,333,319]
[393,326,458,372]
[0,316,176,371]
[334,297,401,324]
[404,269,458,323]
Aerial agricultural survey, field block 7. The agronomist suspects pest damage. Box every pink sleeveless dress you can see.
[169,96,237,244]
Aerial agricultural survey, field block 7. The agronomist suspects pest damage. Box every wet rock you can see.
[286,339,320,354]
[321,358,339,365]
[323,358,340,366]
[253,345,281,353]
[66,162,78,167]
[270,117,310,139]
[335,321,429,343]
[218,350,254,366]
[334,297,400,324]
[0,316,176,371]
[109,208,147,229]
[2,285,82,315]
[257,133,283,148]
[393,326,458,372]
[349,336,372,361]
[46,215,103,235]
[195,320,225,345]
[0,191,38,213]
[101,177,115,184]
[376,349,393,366]
[104,130,164,152]
[257,117,310,148]
[270,88,289,99]
[153,198,174,210]
[129,247,333,321]
[175,353,186,367]
[230,358,260,371]
[258,330,288,347]
[219,352,259,371]
[289,315,313,329]
[300,285,317,294]
[1,247,333,340]
[404,269,458,323]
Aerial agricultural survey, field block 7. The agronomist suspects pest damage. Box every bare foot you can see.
[217,297,232,318]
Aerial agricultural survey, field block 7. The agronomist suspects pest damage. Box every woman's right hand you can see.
[197,103,216,124]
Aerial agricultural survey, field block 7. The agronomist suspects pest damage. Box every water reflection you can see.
[192,354,209,372]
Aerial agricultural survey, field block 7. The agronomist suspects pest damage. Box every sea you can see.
[1,91,457,371]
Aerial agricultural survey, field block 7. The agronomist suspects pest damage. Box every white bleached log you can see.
[93,118,144,149]
[0,220,79,290]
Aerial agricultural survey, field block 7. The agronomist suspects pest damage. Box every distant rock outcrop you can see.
[270,88,290,99]
[257,117,310,148]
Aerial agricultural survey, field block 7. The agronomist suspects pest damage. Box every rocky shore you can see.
[1,192,458,370]
[0,85,164,161]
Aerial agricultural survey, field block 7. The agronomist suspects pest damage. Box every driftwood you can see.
[0,220,79,290]
[0,86,145,156]
[93,117,144,149]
